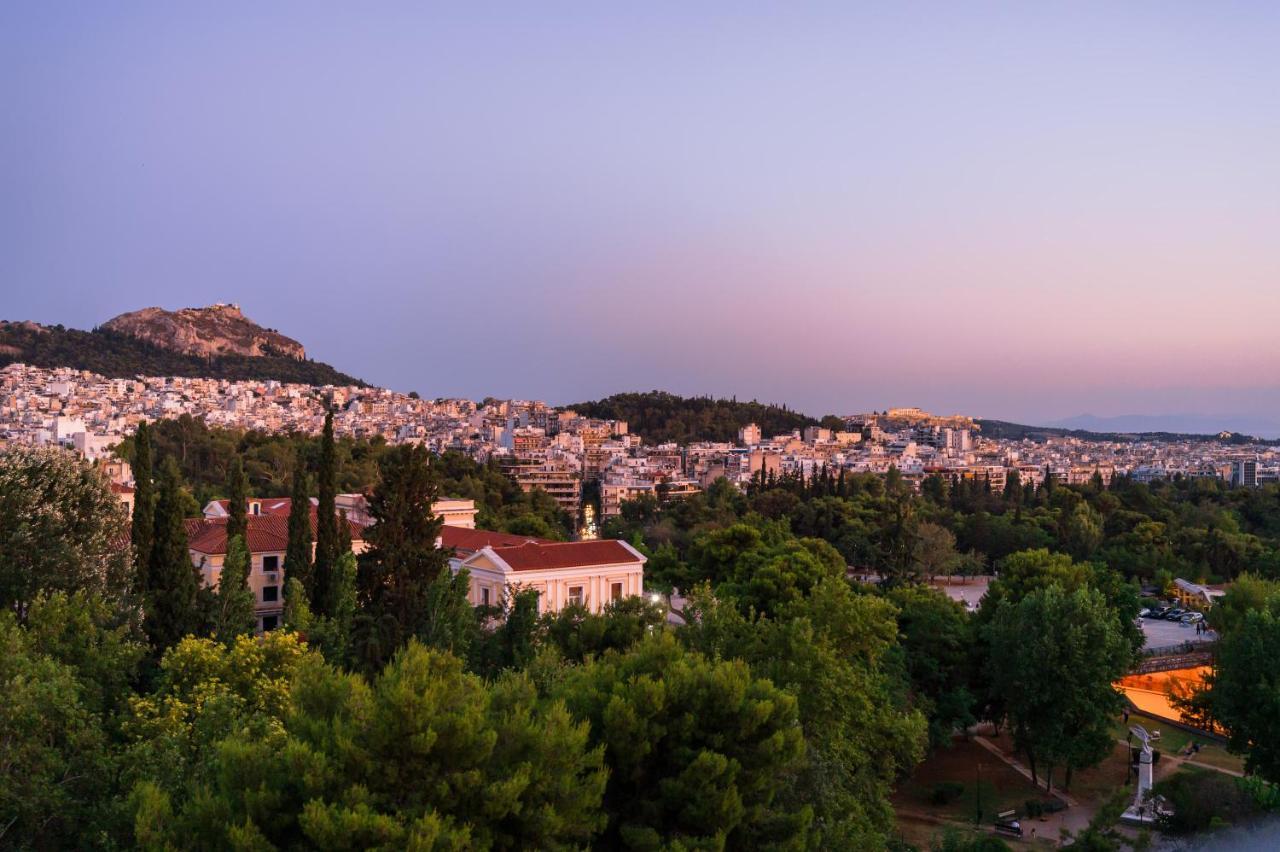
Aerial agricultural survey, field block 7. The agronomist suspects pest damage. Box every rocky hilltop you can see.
[102,304,306,360]
[0,308,365,386]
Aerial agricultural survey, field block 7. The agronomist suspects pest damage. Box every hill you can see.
[0,318,365,386]
[976,418,1267,445]
[568,390,824,443]
[102,303,307,360]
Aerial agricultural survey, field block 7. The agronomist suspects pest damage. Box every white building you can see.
[441,526,645,613]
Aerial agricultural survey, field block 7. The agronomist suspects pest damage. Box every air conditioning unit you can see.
[265,572,279,582]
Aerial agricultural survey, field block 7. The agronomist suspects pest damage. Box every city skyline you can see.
[4,3,1280,427]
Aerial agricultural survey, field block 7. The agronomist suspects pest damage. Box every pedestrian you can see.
[1123,707,1130,725]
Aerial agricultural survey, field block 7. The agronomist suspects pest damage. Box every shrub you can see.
[1155,770,1262,834]
[930,781,966,805]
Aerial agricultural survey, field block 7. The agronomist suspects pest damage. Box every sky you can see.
[3,2,1280,428]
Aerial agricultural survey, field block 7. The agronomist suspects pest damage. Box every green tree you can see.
[142,457,203,652]
[1209,600,1280,782]
[1208,573,1280,637]
[284,445,314,604]
[888,584,977,748]
[541,595,668,664]
[979,549,1142,655]
[312,408,339,615]
[23,591,147,723]
[1063,502,1104,560]
[224,453,248,544]
[133,641,608,850]
[0,446,132,620]
[554,631,810,849]
[125,631,313,804]
[356,443,458,664]
[1003,468,1023,508]
[212,534,257,643]
[683,580,926,847]
[0,612,118,848]
[131,421,156,581]
[472,588,543,677]
[984,585,1131,792]
[915,521,960,582]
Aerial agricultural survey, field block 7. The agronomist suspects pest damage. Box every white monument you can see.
[1121,724,1163,825]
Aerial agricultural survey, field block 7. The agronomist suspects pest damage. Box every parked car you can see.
[1181,612,1204,624]
[1150,607,1171,619]
[1139,608,1152,618]
[1164,609,1185,620]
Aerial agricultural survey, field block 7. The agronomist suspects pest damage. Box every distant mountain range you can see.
[1048,414,1280,441]
[0,305,365,386]
[977,416,1276,444]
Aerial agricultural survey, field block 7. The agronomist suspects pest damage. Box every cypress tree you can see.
[284,446,313,604]
[337,508,353,559]
[1004,467,1023,507]
[313,409,339,616]
[357,444,450,658]
[131,421,156,581]
[144,456,202,652]
[225,454,248,544]
[213,533,257,642]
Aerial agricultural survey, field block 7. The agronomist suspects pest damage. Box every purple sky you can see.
[4,3,1279,427]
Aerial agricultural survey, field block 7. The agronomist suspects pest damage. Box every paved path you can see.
[1117,737,1245,779]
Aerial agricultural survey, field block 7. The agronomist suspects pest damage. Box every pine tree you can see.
[313,409,339,616]
[284,447,313,604]
[131,421,156,582]
[213,533,257,643]
[144,457,203,652]
[225,454,248,544]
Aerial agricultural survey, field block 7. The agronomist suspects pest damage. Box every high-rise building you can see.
[1232,458,1259,488]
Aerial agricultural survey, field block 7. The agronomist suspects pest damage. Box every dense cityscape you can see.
[6,362,1279,526]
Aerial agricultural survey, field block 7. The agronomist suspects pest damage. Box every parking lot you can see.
[1140,613,1215,650]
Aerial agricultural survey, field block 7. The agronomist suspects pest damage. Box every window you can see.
[611,582,624,601]
[568,586,584,606]
[250,502,261,515]
[481,587,491,607]
[262,555,279,572]
[262,585,279,602]
[261,615,279,632]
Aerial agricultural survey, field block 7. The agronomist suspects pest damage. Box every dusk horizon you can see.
[5,3,1279,430]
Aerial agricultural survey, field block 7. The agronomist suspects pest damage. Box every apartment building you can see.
[511,459,582,515]
[186,510,367,632]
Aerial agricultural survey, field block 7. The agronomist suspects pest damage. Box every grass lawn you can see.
[1113,712,1243,774]
[894,738,1109,849]
[894,738,1052,823]
[984,730,1133,806]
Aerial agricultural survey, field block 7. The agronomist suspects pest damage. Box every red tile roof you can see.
[486,539,642,572]
[207,497,298,517]
[439,525,549,556]
[186,509,364,556]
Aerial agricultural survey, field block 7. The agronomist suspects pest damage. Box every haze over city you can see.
[4,2,1279,430]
